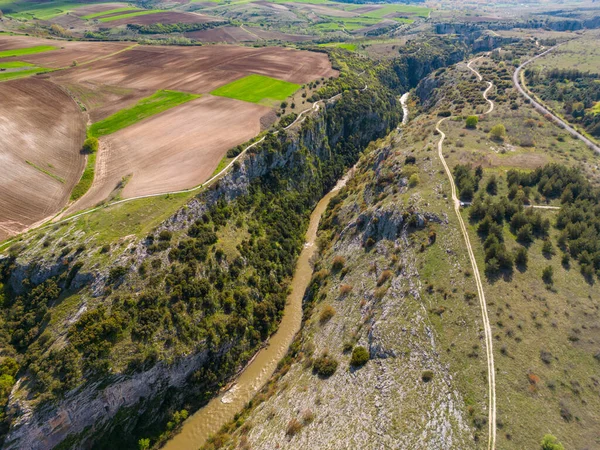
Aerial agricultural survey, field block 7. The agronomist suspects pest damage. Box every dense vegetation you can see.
[127,21,227,34]
[463,163,600,280]
[526,68,600,137]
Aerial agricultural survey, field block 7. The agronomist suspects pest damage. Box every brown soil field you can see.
[295,3,357,18]
[185,26,313,43]
[0,78,85,241]
[349,5,382,14]
[185,26,258,43]
[104,11,217,26]
[50,44,337,119]
[0,35,131,68]
[66,96,269,213]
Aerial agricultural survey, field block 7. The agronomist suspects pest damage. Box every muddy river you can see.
[163,171,353,450]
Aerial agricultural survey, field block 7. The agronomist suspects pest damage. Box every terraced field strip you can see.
[0,67,53,81]
[211,74,300,104]
[82,7,141,20]
[0,61,34,68]
[317,42,357,51]
[89,90,200,137]
[3,0,89,19]
[0,45,57,58]
[98,10,164,22]
[437,56,497,450]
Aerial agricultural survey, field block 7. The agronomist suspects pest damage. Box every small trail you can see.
[437,55,497,450]
[513,45,600,154]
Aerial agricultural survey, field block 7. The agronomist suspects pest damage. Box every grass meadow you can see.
[88,90,199,137]
[0,45,57,58]
[211,74,299,104]
[98,10,164,22]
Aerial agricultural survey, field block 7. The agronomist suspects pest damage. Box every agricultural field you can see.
[88,90,200,137]
[211,74,299,105]
[0,34,336,239]
[0,78,85,241]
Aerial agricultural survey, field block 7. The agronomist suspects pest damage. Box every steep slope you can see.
[214,43,600,450]
[0,42,469,449]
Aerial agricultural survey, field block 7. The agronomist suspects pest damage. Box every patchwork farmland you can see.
[0,35,337,241]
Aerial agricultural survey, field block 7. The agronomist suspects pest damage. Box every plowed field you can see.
[0,35,337,238]
[0,78,85,241]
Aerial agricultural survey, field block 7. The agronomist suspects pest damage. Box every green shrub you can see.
[409,173,420,187]
[466,115,478,129]
[541,434,564,450]
[82,137,99,154]
[313,353,338,377]
[350,346,369,367]
[542,265,554,284]
[489,123,506,141]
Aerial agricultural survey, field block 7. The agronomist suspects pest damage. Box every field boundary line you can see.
[436,55,497,450]
[513,44,600,154]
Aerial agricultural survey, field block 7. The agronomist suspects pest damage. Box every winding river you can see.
[163,171,353,450]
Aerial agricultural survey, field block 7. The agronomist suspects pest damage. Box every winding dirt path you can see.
[437,56,497,450]
[513,45,600,154]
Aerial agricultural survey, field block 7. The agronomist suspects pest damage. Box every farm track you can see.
[437,55,497,450]
[513,45,600,154]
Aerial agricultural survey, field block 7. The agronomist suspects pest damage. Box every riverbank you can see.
[163,169,354,450]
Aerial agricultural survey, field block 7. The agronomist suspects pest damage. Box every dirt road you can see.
[437,56,497,450]
[513,46,600,154]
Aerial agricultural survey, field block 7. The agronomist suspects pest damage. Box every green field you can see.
[82,7,141,19]
[0,67,53,81]
[211,74,300,104]
[98,9,163,22]
[0,45,57,58]
[593,101,600,115]
[71,153,96,201]
[318,42,357,51]
[0,61,34,69]
[88,90,200,137]
[2,0,92,19]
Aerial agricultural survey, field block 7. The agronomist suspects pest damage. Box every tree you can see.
[138,438,150,450]
[489,123,507,141]
[82,137,99,154]
[486,175,498,195]
[541,434,564,450]
[542,239,555,257]
[466,115,479,129]
[350,346,369,367]
[515,246,528,268]
[516,224,533,243]
[542,265,554,284]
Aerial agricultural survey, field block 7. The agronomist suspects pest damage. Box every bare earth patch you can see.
[0,78,85,241]
[65,96,269,213]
